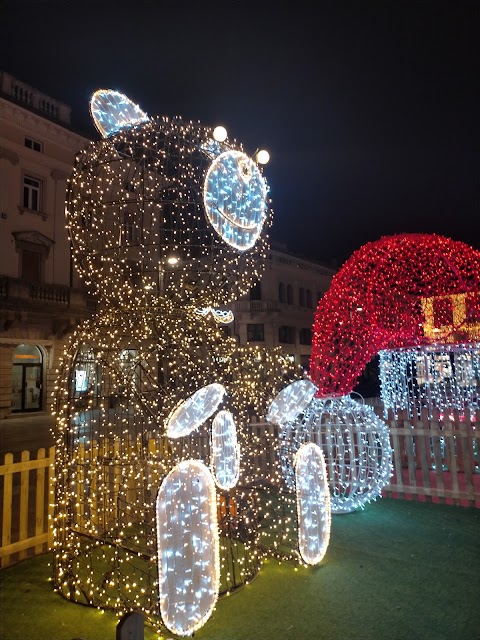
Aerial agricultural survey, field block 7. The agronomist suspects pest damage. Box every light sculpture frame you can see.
[53,89,298,636]
[294,442,331,565]
[276,394,393,513]
[309,234,480,398]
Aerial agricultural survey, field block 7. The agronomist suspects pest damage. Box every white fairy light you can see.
[203,150,268,251]
[156,460,219,637]
[267,378,317,425]
[89,89,149,138]
[281,395,393,513]
[211,410,240,490]
[379,343,480,419]
[294,442,331,565]
[166,384,226,438]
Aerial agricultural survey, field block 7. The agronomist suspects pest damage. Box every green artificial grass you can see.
[1,498,479,640]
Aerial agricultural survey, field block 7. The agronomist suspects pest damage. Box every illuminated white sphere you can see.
[213,125,228,142]
[281,395,393,513]
[256,149,270,165]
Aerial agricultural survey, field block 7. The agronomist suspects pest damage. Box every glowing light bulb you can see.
[256,149,270,164]
[213,126,227,142]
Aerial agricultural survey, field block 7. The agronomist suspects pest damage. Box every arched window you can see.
[12,344,43,412]
[279,282,286,303]
[287,284,294,305]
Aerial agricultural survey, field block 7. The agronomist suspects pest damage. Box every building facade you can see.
[229,246,335,370]
[0,73,335,422]
[0,72,91,419]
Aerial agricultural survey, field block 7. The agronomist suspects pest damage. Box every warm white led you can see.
[156,460,219,636]
[294,442,331,565]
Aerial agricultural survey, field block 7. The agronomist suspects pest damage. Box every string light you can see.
[156,460,219,637]
[309,233,480,398]
[379,343,480,419]
[294,443,331,565]
[277,395,393,513]
[53,90,298,636]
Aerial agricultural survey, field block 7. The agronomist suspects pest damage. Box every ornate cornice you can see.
[0,97,90,153]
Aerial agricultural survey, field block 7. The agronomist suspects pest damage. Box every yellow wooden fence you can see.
[0,447,55,568]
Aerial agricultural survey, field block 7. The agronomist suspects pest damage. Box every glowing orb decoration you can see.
[294,443,331,565]
[156,460,219,637]
[281,395,393,513]
[203,150,268,251]
[256,149,270,165]
[89,89,149,138]
[267,378,317,425]
[166,383,226,438]
[211,410,240,490]
[213,125,228,142]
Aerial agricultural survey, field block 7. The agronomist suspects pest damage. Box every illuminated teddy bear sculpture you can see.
[53,91,330,637]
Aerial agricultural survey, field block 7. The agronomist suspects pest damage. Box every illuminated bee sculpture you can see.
[53,90,322,637]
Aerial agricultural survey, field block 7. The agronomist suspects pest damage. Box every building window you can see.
[286,284,294,305]
[25,137,42,152]
[21,249,43,282]
[279,282,286,303]
[299,287,306,307]
[279,325,295,344]
[221,325,232,338]
[299,328,312,345]
[249,282,262,301]
[306,289,313,308]
[247,323,265,342]
[300,354,310,372]
[23,175,42,211]
[12,344,43,412]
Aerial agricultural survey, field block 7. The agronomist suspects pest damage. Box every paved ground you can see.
[0,412,55,456]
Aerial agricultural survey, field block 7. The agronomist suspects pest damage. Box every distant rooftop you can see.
[0,71,71,125]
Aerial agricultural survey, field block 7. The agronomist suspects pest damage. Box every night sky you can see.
[1,1,478,266]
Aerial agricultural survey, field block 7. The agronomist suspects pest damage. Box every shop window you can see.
[12,344,43,412]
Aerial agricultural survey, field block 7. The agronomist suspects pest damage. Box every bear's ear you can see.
[89,89,149,138]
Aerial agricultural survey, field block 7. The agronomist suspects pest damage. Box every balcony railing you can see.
[0,276,95,312]
[232,300,280,313]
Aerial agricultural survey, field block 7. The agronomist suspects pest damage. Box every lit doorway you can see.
[12,344,43,412]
